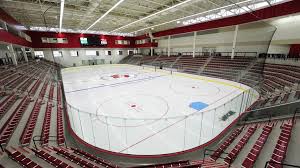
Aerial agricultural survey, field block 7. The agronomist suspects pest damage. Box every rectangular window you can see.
[34,51,44,58]
[70,50,79,57]
[105,50,111,56]
[53,51,63,57]
[115,40,130,45]
[118,51,123,55]
[86,50,97,56]
[41,37,68,44]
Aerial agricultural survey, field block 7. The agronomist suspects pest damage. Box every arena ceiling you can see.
[0,0,289,36]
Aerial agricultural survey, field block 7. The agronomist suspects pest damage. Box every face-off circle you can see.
[99,72,138,81]
[95,94,170,127]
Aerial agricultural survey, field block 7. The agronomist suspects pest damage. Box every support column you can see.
[231,25,239,59]
[8,44,18,65]
[167,35,171,57]
[193,31,197,58]
[21,47,28,62]
[150,38,153,56]
[3,22,8,31]
[30,48,35,59]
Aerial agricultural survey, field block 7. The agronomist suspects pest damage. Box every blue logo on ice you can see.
[189,102,208,111]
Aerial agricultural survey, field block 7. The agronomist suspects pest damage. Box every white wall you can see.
[0,45,9,58]
[35,48,133,67]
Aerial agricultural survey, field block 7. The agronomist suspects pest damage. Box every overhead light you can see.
[176,21,181,24]
[59,0,65,33]
[109,0,193,33]
[151,27,154,30]
[84,0,125,33]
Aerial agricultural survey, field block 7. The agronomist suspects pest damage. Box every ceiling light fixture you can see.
[59,0,65,33]
[83,0,125,33]
[109,0,193,33]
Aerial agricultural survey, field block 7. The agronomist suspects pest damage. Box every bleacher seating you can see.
[0,93,18,118]
[6,148,42,168]
[174,55,208,74]
[0,96,31,145]
[32,148,73,168]
[38,81,49,100]
[53,147,100,168]
[224,125,257,165]
[267,122,293,168]
[71,147,119,168]
[20,100,42,146]
[40,102,52,146]
[57,106,65,145]
[211,127,243,161]
[242,124,273,168]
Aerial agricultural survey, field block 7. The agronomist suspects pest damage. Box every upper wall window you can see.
[86,50,98,56]
[34,51,44,58]
[115,40,130,45]
[118,51,123,55]
[41,37,68,44]
[70,50,79,57]
[105,50,112,56]
[53,51,63,57]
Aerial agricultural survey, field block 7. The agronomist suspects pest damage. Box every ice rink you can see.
[62,64,259,155]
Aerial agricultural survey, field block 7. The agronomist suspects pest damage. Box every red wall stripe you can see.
[289,44,300,57]
[0,30,32,47]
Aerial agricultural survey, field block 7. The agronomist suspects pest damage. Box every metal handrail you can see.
[32,135,67,150]
[203,149,232,168]
[0,143,4,152]
[264,161,300,168]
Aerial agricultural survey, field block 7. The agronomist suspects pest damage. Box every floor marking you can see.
[66,75,165,93]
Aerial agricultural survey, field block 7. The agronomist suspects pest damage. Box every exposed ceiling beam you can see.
[110,0,194,33]
[84,0,126,33]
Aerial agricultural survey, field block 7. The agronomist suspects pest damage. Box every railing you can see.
[0,144,3,152]
[64,66,259,154]
[264,161,300,168]
[32,135,67,149]
[203,149,231,167]
[239,101,300,124]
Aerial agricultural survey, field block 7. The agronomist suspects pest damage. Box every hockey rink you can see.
[62,64,259,155]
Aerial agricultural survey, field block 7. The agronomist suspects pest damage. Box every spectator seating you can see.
[242,124,274,168]
[29,79,41,96]
[57,106,65,145]
[32,148,73,168]
[20,100,42,146]
[0,96,31,145]
[48,83,54,100]
[224,125,257,165]
[38,81,49,100]
[211,127,243,161]
[267,123,293,168]
[40,102,52,146]
[71,147,119,168]
[53,147,100,168]
[0,93,18,118]
[6,148,42,168]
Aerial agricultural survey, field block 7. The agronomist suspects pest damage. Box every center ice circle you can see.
[95,94,169,127]
[99,72,138,81]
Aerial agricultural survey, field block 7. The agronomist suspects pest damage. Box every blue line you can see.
[66,75,165,93]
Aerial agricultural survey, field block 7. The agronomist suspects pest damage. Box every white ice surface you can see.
[62,64,259,155]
